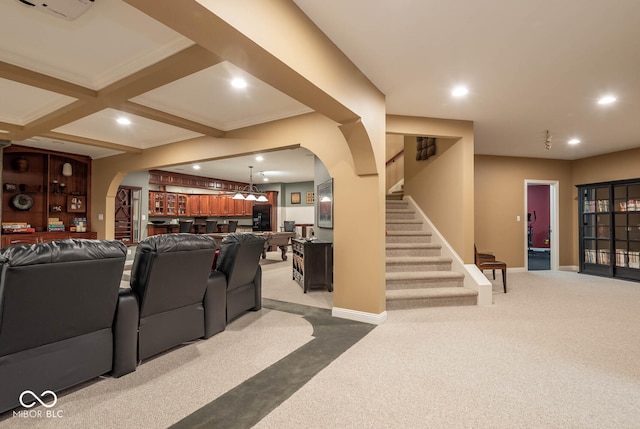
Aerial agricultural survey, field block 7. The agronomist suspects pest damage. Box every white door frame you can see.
[524,180,559,270]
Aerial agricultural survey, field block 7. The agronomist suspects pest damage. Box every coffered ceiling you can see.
[2,0,640,185]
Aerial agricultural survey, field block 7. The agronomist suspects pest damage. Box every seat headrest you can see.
[220,233,265,247]
[0,239,126,267]
[137,233,215,254]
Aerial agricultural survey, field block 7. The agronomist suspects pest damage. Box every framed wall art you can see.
[291,192,301,204]
[317,178,333,229]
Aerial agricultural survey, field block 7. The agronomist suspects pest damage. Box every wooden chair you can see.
[474,245,507,293]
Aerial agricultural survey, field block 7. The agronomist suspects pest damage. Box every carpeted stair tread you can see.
[386,256,452,264]
[386,287,478,300]
[386,243,441,249]
[386,209,415,213]
[385,194,404,200]
[385,201,408,207]
[386,219,423,224]
[386,231,431,236]
[386,270,464,281]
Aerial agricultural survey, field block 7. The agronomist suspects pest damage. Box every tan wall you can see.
[386,134,404,161]
[475,155,574,268]
[94,113,387,315]
[572,147,640,185]
[570,147,640,266]
[386,115,475,263]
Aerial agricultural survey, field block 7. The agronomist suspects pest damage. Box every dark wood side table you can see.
[292,239,333,293]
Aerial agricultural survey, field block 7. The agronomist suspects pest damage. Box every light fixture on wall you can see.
[62,162,73,177]
[232,166,269,202]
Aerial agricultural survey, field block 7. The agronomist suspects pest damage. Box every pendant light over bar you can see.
[232,166,269,202]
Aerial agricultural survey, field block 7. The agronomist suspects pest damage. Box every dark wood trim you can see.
[149,169,250,192]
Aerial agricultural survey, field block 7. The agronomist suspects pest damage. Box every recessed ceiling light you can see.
[568,138,581,145]
[597,95,617,105]
[255,155,264,161]
[192,165,201,170]
[231,78,247,89]
[451,86,469,97]
[116,117,131,125]
[263,177,269,182]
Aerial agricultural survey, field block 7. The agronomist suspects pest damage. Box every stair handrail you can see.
[385,149,404,167]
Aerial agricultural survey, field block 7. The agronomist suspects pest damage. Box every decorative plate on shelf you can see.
[12,194,34,211]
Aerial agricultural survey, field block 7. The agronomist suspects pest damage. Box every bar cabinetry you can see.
[292,239,333,293]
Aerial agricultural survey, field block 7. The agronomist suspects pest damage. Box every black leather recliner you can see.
[117,233,221,373]
[0,239,128,413]
[208,233,265,324]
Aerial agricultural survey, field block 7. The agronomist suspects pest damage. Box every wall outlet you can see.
[142,214,146,220]
[516,215,521,222]
[98,213,104,220]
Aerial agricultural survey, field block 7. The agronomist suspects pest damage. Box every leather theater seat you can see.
[207,233,266,324]
[116,233,220,376]
[0,239,128,413]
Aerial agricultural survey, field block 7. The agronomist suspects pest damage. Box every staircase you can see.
[385,196,478,309]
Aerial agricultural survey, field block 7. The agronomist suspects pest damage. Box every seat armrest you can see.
[253,265,262,311]
[204,271,227,338]
[111,288,139,378]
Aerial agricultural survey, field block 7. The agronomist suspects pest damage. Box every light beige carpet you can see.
[256,271,640,429]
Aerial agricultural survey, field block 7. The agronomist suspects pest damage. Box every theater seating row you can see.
[0,233,266,414]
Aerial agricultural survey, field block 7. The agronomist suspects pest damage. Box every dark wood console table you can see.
[292,239,333,293]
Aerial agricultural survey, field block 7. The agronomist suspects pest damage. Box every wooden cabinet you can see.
[149,169,249,192]
[147,188,276,220]
[177,194,188,216]
[233,198,245,216]
[166,193,178,217]
[579,179,640,282]
[199,195,209,216]
[187,194,211,216]
[292,239,333,293]
[208,195,220,216]
[244,199,254,216]
[149,191,166,216]
[218,195,232,216]
[2,145,92,237]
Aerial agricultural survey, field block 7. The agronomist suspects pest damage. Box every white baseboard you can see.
[507,266,578,272]
[332,307,387,325]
